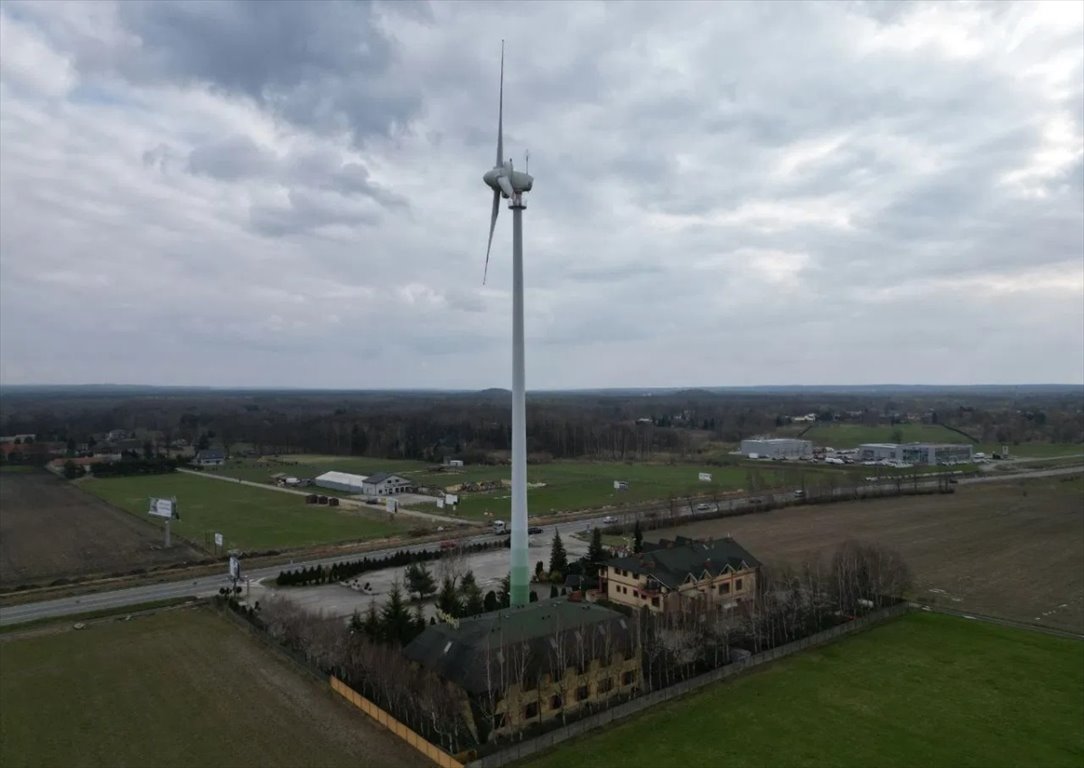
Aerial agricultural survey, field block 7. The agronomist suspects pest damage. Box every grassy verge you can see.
[522,612,1084,768]
[0,596,199,634]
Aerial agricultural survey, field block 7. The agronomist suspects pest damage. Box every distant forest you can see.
[1,385,1081,462]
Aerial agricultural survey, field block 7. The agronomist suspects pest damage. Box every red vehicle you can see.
[439,540,458,551]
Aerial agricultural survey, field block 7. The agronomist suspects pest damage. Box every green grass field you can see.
[797,423,969,447]
[0,608,417,768]
[523,613,1084,768]
[83,473,411,552]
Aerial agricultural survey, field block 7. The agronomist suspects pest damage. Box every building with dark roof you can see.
[600,536,761,615]
[361,472,414,495]
[403,598,641,741]
[192,449,226,467]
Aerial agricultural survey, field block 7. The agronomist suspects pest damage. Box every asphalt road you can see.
[3,465,1079,627]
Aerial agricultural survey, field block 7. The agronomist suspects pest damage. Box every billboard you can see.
[386,497,397,513]
[148,497,177,519]
[444,493,458,505]
[436,499,445,509]
[228,555,240,580]
[613,480,628,490]
[698,472,712,482]
[214,532,224,547]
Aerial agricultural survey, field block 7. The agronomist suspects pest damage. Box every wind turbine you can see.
[483,41,534,608]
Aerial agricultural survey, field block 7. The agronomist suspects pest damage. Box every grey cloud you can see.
[188,135,275,181]
[249,189,380,237]
[105,0,423,144]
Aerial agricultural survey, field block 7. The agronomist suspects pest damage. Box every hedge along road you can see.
[4,466,1077,628]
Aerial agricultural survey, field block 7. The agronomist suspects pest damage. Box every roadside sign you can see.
[386,497,397,513]
[228,555,240,580]
[699,472,712,482]
[148,497,177,519]
[445,493,458,505]
[436,499,445,509]
[214,532,224,547]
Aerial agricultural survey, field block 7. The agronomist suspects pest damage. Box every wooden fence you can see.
[466,603,910,768]
[329,676,464,768]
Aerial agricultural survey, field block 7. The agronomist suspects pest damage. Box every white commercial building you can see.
[362,472,414,496]
[314,470,367,494]
[740,438,813,459]
[857,443,973,465]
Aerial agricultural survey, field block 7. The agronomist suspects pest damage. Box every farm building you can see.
[403,599,641,742]
[192,449,226,467]
[740,438,812,459]
[600,535,761,615]
[857,442,973,465]
[362,472,414,495]
[314,471,367,494]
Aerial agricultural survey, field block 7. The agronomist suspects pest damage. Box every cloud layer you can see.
[1,0,1082,387]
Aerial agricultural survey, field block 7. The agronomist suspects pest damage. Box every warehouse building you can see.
[740,438,813,459]
[857,443,974,465]
[314,470,367,494]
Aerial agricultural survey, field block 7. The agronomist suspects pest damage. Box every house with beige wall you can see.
[600,536,761,615]
[403,599,641,743]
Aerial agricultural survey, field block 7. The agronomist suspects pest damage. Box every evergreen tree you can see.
[497,573,511,608]
[587,526,607,567]
[348,609,363,634]
[437,576,461,617]
[410,604,427,643]
[483,590,498,612]
[549,584,559,598]
[362,600,381,641]
[459,570,485,616]
[548,531,568,576]
[379,581,413,646]
[633,519,644,554]
[534,560,545,580]
[405,561,436,601]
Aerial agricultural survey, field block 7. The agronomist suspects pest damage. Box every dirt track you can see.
[0,470,203,588]
[649,475,1084,633]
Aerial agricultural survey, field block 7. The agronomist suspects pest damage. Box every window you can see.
[550,694,563,710]
[736,578,743,591]
[720,582,730,594]
[597,677,613,694]
[651,597,660,607]
[622,670,636,686]
[524,701,539,719]
[632,590,639,598]
[576,684,590,701]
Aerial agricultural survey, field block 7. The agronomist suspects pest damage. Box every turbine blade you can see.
[498,175,514,198]
[484,188,500,284]
[496,41,504,167]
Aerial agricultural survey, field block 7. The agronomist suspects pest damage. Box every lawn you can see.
[83,472,412,552]
[0,608,420,768]
[797,423,970,447]
[522,612,1084,768]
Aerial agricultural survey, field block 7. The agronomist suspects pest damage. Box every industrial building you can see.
[857,442,974,465]
[403,599,641,742]
[361,472,414,495]
[600,536,761,615]
[740,438,813,459]
[314,470,367,494]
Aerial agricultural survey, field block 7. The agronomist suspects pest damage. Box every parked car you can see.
[528,526,543,534]
[601,515,618,525]
[695,503,712,511]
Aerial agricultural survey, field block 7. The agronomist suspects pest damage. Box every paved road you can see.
[3,464,1080,627]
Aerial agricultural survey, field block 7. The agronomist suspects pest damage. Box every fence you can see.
[466,602,909,768]
[329,676,464,768]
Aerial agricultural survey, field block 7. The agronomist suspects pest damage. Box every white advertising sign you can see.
[436,499,445,509]
[699,472,712,482]
[228,555,240,580]
[445,493,458,505]
[148,497,176,519]
[214,532,224,547]
[386,497,397,513]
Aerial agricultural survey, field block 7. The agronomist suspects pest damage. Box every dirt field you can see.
[649,475,1084,633]
[0,607,423,768]
[0,470,203,588]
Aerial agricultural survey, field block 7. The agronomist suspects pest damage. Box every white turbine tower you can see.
[483,42,534,608]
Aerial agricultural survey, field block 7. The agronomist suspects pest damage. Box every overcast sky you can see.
[1,1,1081,389]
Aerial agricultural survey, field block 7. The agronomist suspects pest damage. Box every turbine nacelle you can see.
[484,163,534,199]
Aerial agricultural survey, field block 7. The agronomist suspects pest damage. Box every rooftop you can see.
[606,536,760,589]
[403,599,634,694]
